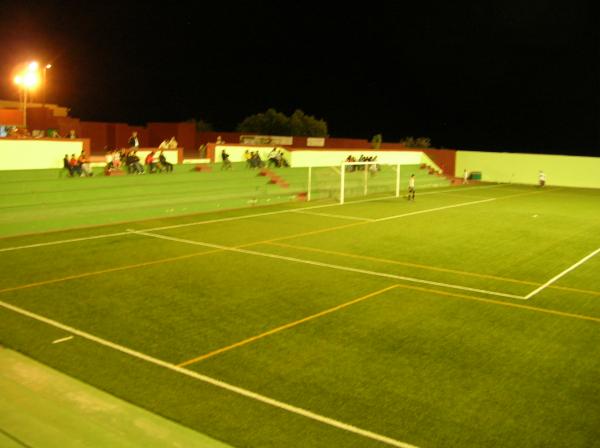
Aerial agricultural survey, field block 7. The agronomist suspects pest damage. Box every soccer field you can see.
[1,168,600,447]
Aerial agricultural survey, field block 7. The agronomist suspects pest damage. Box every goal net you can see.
[305,162,402,204]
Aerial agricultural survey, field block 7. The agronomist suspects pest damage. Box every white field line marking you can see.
[525,247,600,300]
[292,210,374,221]
[374,198,496,222]
[52,335,74,344]
[0,299,418,448]
[0,183,507,254]
[131,230,525,300]
[0,231,131,253]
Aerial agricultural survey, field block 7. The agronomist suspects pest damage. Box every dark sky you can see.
[1,0,597,155]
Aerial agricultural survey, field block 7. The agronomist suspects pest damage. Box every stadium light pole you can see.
[42,63,52,109]
[13,61,41,130]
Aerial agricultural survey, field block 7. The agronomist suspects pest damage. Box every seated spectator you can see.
[68,129,77,139]
[278,151,289,167]
[159,139,169,152]
[126,150,144,174]
[78,151,93,176]
[69,154,81,176]
[159,150,173,172]
[104,148,114,173]
[167,136,178,149]
[267,148,279,168]
[250,151,264,169]
[145,151,159,173]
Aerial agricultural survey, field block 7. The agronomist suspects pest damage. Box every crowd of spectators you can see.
[345,154,379,174]
[62,151,93,177]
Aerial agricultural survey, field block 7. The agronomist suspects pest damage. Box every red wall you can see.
[422,148,457,176]
[0,109,22,126]
[148,122,178,147]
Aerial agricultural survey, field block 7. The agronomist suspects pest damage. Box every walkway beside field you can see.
[0,348,232,448]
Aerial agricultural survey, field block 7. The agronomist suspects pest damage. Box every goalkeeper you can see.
[408,174,416,201]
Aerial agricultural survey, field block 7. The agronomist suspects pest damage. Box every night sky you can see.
[1,0,597,155]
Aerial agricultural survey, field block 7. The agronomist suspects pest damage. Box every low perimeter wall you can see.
[212,144,441,171]
[0,139,183,170]
[455,151,600,189]
[0,138,88,170]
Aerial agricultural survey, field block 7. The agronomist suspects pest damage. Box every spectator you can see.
[61,154,72,177]
[68,129,77,139]
[104,148,114,173]
[167,136,178,149]
[159,151,173,172]
[216,135,224,145]
[69,154,81,176]
[277,151,289,167]
[128,131,140,149]
[145,151,158,173]
[127,150,144,174]
[267,148,279,168]
[250,151,264,168]
[221,149,232,170]
[538,170,546,187]
[78,151,93,177]
[159,138,169,152]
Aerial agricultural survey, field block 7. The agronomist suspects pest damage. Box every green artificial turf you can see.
[1,167,600,447]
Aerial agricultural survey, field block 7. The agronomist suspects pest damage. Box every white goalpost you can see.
[303,162,402,203]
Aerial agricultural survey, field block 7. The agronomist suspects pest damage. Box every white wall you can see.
[0,139,84,170]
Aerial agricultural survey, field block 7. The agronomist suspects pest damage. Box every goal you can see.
[305,162,402,204]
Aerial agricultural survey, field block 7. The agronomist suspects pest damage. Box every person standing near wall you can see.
[463,169,469,184]
[128,131,140,149]
[538,170,546,187]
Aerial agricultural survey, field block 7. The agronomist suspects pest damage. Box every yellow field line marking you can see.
[265,242,600,297]
[0,298,418,448]
[550,284,600,297]
[0,249,222,294]
[267,241,537,285]
[179,279,600,368]
[178,284,399,367]
[394,283,600,324]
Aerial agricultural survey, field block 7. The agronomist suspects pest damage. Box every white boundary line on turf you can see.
[129,230,525,300]
[374,198,495,222]
[291,210,375,221]
[0,183,507,253]
[0,299,418,448]
[524,247,600,300]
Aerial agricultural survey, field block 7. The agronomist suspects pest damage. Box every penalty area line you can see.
[130,230,525,300]
[525,246,600,300]
[0,299,418,448]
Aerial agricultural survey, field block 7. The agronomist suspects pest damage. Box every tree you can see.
[237,108,328,137]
